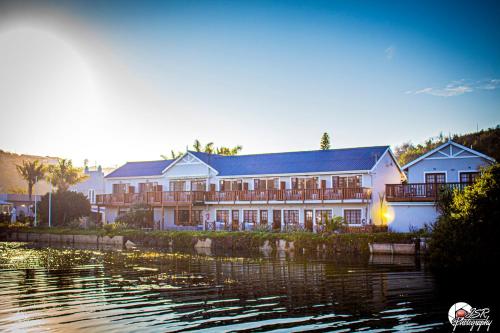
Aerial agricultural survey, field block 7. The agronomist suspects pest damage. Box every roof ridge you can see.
[123,159,176,164]
[190,145,389,158]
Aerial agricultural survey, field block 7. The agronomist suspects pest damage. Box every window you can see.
[219,179,242,191]
[243,210,258,223]
[332,175,361,188]
[425,173,446,184]
[192,210,203,224]
[216,210,229,223]
[112,183,129,194]
[460,172,479,184]
[254,178,278,190]
[138,182,158,193]
[175,210,191,226]
[260,210,268,225]
[291,177,318,189]
[174,210,202,226]
[315,210,332,224]
[344,209,362,225]
[169,180,186,191]
[87,189,95,204]
[191,180,207,191]
[284,210,300,225]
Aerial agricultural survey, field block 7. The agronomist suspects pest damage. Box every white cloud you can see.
[407,79,500,97]
[385,45,396,60]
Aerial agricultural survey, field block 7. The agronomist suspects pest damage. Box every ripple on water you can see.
[0,242,448,332]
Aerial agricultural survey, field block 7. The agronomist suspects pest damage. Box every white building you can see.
[97,141,495,232]
[385,140,495,232]
[98,146,404,231]
[69,166,106,218]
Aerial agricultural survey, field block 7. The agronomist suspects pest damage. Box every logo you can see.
[448,302,492,331]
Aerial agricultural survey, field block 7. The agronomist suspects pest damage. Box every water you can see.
[0,242,464,332]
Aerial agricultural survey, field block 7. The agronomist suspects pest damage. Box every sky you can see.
[0,0,499,167]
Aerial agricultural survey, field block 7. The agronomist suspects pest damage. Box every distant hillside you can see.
[0,150,115,195]
[0,150,59,194]
[394,125,500,166]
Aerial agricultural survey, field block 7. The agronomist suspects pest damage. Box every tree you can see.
[161,140,243,159]
[429,164,500,272]
[320,132,330,150]
[394,126,500,166]
[16,160,46,200]
[216,145,242,156]
[38,190,91,226]
[46,159,87,192]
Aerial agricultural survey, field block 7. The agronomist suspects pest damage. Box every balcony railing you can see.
[96,187,371,206]
[385,182,471,202]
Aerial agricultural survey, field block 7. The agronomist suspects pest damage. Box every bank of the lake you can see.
[0,225,421,255]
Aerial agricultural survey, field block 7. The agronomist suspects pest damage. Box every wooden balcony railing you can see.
[205,188,371,202]
[96,187,371,206]
[385,182,471,202]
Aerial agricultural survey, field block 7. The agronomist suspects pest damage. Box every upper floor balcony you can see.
[385,182,471,202]
[96,187,371,206]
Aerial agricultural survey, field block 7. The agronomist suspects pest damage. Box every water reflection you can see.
[0,242,447,332]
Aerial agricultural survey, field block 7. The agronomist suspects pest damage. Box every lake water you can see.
[0,242,476,332]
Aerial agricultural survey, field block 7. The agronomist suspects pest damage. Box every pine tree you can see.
[320,132,331,150]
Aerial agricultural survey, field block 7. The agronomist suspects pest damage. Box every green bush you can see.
[429,164,500,271]
[317,215,347,234]
[115,203,153,229]
[38,190,91,227]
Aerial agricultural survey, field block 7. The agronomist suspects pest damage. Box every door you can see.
[272,210,281,230]
[304,210,313,232]
[425,172,446,197]
[232,210,240,231]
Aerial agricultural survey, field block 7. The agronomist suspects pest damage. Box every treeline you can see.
[394,125,500,166]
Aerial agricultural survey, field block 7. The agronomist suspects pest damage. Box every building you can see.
[97,146,404,231]
[69,166,106,218]
[385,140,496,232]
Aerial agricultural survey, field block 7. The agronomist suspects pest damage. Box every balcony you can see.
[385,182,471,202]
[96,188,371,206]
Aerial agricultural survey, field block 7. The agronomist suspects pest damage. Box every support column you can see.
[161,206,165,230]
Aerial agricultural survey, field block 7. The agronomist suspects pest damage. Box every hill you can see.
[0,150,60,194]
[394,125,500,166]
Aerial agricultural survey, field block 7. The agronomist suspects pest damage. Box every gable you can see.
[163,153,215,178]
[403,141,495,171]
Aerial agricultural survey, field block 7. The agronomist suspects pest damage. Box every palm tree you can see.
[193,139,202,152]
[216,145,242,156]
[204,142,215,154]
[16,160,46,200]
[47,159,87,192]
[161,140,243,159]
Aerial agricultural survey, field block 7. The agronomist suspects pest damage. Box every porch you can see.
[96,188,372,207]
[385,182,471,202]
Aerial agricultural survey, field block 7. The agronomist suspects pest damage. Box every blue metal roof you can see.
[105,159,175,178]
[190,146,389,176]
[106,146,389,178]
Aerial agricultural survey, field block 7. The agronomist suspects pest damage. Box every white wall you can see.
[370,150,404,225]
[387,203,439,232]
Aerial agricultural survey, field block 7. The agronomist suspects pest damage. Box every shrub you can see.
[429,164,500,271]
[115,203,153,229]
[252,224,272,233]
[38,190,91,227]
[317,215,346,234]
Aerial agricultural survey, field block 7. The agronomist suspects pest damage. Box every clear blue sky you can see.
[0,0,499,167]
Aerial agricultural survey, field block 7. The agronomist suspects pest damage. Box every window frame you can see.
[343,209,362,225]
